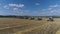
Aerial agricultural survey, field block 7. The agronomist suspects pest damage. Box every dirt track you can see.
[0,18,60,34]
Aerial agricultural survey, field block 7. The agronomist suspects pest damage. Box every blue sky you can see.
[0,0,60,16]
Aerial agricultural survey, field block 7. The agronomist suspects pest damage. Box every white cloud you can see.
[42,4,60,11]
[35,3,40,5]
[39,4,60,16]
[42,9,46,11]
[14,10,30,16]
[12,8,30,15]
[8,4,24,8]
[13,8,19,14]
[3,5,9,9]
[0,4,1,6]
[49,4,60,8]
[18,4,24,8]
[13,8,18,10]
[3,3,24,10]
[48,8,52,10]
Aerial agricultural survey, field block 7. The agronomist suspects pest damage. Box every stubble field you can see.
[0,18,60,34]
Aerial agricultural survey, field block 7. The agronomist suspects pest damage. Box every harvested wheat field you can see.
[0,18,60,34]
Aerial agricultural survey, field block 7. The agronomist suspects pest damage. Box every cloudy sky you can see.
[0,0,60,16]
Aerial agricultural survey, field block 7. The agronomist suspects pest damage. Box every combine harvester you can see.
[47,17,54,21]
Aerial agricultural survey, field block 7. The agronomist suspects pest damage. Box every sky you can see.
[0,0,60,16]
